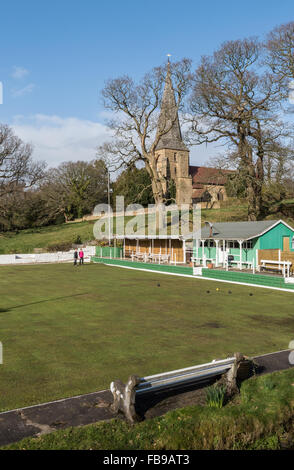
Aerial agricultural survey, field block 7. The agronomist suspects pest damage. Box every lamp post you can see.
[107,168,111,247]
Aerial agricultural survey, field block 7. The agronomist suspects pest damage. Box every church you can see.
[154,62,234,208]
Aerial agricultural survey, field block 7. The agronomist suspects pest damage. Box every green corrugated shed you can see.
[258,222,294,250]
[193,219,294,266]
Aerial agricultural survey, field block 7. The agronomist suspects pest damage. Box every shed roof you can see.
[190,219,294,241]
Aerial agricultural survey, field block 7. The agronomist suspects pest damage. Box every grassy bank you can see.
[0,221,97,254]
[3,368,294,450]
[0,201,291,255]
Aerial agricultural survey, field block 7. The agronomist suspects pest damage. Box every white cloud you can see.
[11,83,35,98]
[11,114,112,167]
[11,66,29,80]
[10,113,215,171]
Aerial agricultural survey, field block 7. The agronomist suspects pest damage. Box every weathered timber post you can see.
[226,352,253,396]
[110,375,141,423]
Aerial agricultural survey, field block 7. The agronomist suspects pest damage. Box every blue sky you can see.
[0,0,293,168]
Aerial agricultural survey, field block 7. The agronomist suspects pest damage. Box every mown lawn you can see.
[0,263,293,412]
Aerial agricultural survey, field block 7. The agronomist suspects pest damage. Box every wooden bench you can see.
[260,259,292,276]
[110,355,253,422]
[260,265,283,274]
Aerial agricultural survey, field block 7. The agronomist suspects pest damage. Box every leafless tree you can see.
[187,38,290,220]
[0,124,45,199]
[265,21,294,82]
[97,59,192,204]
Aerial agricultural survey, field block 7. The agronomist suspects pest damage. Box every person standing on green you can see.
[79,248,84,265]
[74,249,78,266]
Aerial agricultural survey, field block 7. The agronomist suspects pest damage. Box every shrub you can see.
[47,241,73,252]
[74,234,82,245]
[206,384,227,408]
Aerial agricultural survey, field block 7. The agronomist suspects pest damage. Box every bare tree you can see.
[0,124,45,198]
[97,59,192,204]
[187,38,290,220]
[266,21,294,81]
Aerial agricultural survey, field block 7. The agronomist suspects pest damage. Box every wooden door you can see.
[283,237,290,251]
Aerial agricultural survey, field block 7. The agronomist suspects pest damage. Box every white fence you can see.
[0,246,96,265]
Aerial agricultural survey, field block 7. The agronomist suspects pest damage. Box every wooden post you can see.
[215,240,219,267]
[226,353,253,396]
[238,240,243,270]
[110,375,141,423]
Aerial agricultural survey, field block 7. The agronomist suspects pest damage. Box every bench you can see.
[134,252,147,261]
[150,253,170,264]
[260,259,292,276]
[229,260,253,269]
[260,265,283,274]
[110,355,252,422]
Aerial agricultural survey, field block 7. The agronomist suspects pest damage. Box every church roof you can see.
[155,62,188,152]
[189,166,234,186]
[192,188,207,198]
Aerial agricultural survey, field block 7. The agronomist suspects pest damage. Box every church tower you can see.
[155,61,192,206]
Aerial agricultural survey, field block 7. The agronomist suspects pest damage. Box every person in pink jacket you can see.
[79,249,84,265]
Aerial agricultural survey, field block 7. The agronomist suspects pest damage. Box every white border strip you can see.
[99,261,294,293]
[253,349,291,359]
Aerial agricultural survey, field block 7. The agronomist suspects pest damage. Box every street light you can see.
[107,168,113,247]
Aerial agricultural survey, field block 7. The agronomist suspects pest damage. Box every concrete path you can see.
[0,349,292,447]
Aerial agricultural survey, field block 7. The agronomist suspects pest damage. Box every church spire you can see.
[155,59,188,151]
